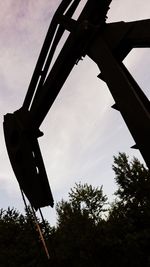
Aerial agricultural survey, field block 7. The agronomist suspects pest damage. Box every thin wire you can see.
[20,188,50,261]
[20,188,29,213]
[20,188,42,266]
[39,208,48,233]
[30,206,50,260]
[39,207,56,260]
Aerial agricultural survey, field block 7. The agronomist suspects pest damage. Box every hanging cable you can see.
[39,208,48,234]
[20,188,29,214]
[20,187,50,261]
[31,206,50,260]
[20,188,43,266]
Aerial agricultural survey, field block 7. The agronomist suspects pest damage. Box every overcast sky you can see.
[0,0,150,225]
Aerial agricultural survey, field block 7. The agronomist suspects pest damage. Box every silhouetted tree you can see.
[0,207,52,267]
[51,183,107,267]
[107,153,150,266]
[56,183,107,226]
[1,153,150,267]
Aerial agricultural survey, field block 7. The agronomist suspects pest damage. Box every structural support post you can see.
[88,36,150,169]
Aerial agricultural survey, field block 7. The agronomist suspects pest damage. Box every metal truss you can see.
[3,0,150,209]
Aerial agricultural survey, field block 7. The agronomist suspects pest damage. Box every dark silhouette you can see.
[3,0,150,212]
[0,153,150,266]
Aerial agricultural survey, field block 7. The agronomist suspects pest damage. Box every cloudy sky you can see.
[0,0,150,225]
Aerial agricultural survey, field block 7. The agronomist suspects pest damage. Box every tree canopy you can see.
[0,153,150,266]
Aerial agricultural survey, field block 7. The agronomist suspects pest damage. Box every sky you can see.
[0,0,150,225]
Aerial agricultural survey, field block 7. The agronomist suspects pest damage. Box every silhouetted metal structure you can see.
[3,0,150,209]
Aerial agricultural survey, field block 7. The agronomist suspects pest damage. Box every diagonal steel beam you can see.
[88,36,150,169]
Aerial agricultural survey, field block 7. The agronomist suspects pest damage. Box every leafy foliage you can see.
[69,183,107,222]
[108,153,150,266]
[53,183,108,266]
[56,183,107,226]
[0,207,52,267]
[113,152,150,206]
[110,153,150,228]
[1,153,150,266]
